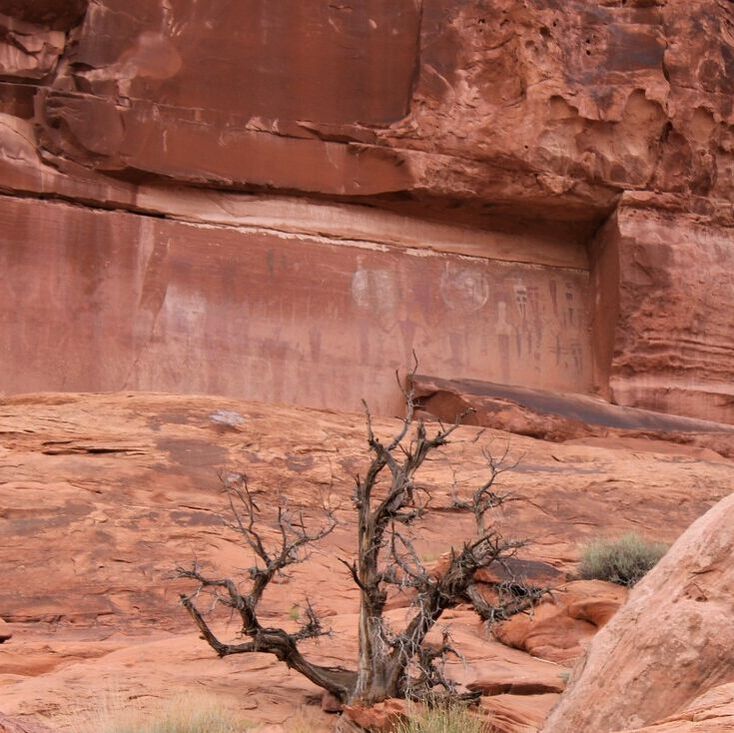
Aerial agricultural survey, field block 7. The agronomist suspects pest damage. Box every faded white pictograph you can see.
[565,287,576,326]
[570,340,583,373]
[495,300,514,383]
[351,261,400,320]
[513,282,528,319]
[439,263,489,315]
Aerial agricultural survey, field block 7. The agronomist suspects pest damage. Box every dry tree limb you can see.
[348,363,531,704]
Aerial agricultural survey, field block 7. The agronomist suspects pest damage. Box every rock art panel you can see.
[0,0,733,420]
[0,195,591,414]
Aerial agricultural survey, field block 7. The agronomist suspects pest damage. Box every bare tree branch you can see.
[179,362,544,708]
[176,476,352,700]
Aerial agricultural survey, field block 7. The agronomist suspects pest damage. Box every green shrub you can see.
[396,704,486,733]
[579,533,667,587]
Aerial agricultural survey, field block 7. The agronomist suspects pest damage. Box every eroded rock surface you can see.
[411,374,734,457]
[493,580,627,666]
[10,0,734,214]
[0,1,732,420]
[619,683,734,732]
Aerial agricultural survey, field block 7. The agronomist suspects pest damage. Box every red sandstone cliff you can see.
[1,0,733,422]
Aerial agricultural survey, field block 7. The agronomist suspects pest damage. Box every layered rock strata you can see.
[410,374,734,457]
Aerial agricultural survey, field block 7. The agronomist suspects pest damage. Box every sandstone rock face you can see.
[18,0,734,212]
[0,715,53,733]
[0,1,733,421]
[542,492,734,732]
[593,202,734,424]
[0,618,12,642]
[0,195,591,416]
[411,374,734,457]
[619,683,734,732]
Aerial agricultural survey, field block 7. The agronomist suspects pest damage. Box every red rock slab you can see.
[472,558,565,589]
[411,374,734,454]
[468,680,564,697]
[493,581,627,666]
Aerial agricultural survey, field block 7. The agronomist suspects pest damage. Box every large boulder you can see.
[542,492,734,732]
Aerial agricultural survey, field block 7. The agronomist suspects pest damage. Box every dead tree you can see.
[344,390,524,704]
[178,376,526,706]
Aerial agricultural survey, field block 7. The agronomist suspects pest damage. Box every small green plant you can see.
[396,704,486,733]
[420,551,440,565]
[579,533,667,587]
[288,604,301,622]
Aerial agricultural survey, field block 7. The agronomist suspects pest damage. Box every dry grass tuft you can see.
[395,703,487,733]
[75,691,250,733]
[579,533,668,587]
